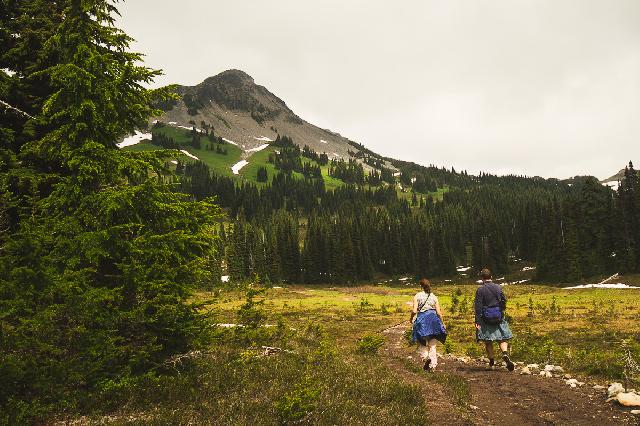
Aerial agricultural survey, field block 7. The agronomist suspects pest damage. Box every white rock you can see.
[520,367,531,375]
[570,383,577,388]
[544,364,555,372]
[630,409,640,415]
[539,371,553,378]
[593,385,606,390]
[565,379,584,387]
[608,382,625,398]
[552,365,565,374]
[616,392,640,407]
[526,364,540,373]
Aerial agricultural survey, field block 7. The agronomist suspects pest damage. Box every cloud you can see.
[117,0,640,179]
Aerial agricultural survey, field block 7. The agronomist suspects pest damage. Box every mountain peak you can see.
[202,69,255,87]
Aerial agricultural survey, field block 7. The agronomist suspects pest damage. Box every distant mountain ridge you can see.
[155,69,389,168]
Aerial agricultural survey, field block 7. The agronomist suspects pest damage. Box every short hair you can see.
[480,268,492,280]
[419,278,432,293]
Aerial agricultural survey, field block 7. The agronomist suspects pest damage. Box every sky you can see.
[116,0,640,180]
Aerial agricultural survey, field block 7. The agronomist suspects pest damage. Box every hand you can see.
[475,323,480,330]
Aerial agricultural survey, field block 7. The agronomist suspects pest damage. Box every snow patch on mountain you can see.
[246,143,270,153]
[232,160,249,174]
[117,131,152,148]
[180,149,200,160]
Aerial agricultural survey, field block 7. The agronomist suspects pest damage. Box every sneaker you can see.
[503,354,514,371]
[423,358,431,371]
[489,358,495,368]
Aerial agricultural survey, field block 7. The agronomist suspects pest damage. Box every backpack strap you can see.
[483,284,504,310]
[417,292,431,312]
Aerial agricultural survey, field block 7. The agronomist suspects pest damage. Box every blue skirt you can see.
[476,318,513,342]
[412,310,447,344]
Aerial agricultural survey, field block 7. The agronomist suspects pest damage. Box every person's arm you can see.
[474,287,482,328]
[410,294,418,323]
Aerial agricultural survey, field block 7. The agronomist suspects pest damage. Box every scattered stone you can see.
[608,383,625,398]
[520,367,531,375]
[458,356,471,364]
[565,379,584,387]
[526,364,540,373]
[563,374,572,380]
[469,405,479,410]
[616,392,640,407]
[479,357,489,363]
[593,385,606,391]
[407,356,413,360]
[552,365,565,374]
[630,409,640,415]
[539,370,553,378]
[544,364,554,372]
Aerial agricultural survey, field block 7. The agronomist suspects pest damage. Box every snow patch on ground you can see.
[180,149,200,160]
[176,125,203,133]
[222,138,238,146]
[332,153,340,157]
[522,266,536,271]
[168,121,177,125]
[246,143,270,153]
[232,160,249,174]
[254,136,274,142]
[320,139,328,144]
[457,266,472,272]
[221,275,229,283]
[117,131,152,148]
[170,160,178,165]
[563,283,640,290]
[501,279,529,286]
[393,172,401,177]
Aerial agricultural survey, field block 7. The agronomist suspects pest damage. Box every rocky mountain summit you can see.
[155,69,382,166]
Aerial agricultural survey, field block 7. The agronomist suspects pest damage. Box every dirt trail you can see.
[381,324,638,425]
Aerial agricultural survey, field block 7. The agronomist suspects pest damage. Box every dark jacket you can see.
[474,281,507,323]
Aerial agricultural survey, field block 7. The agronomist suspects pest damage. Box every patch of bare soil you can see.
[381,324,638,425]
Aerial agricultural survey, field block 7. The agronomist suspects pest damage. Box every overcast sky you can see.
[117,0,639,179]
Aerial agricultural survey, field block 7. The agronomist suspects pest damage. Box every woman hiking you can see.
[474,268,514,371]
[410,278,447,371]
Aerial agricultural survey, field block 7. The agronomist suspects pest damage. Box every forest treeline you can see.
[179,151,640,284]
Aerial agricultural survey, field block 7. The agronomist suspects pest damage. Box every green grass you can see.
[205,278,640,385]
[239,146,279,185]
[123,126,243,177]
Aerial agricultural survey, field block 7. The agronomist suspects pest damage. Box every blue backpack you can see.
[481,285,506,325]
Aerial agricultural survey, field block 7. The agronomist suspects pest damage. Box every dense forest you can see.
[179,148,640,285]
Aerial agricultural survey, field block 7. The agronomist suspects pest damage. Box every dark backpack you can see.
[481,284,506,325]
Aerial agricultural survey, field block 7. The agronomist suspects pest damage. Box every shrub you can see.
[356,333,385,354]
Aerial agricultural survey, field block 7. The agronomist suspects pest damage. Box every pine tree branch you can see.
[0,99,35,119]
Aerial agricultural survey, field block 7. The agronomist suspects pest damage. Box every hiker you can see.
[474,268,514,371]
[410,278,447,371]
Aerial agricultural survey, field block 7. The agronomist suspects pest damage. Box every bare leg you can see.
[484,341,494,359]
[428,339,438,369]
[499,341,514,371]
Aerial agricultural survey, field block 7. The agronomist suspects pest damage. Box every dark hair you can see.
[419,278,432,293]
[480,268,492,280]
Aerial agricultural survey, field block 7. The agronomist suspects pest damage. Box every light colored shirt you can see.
[415,291,438,312]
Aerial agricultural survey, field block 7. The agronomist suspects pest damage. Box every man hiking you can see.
[474,268,514,371]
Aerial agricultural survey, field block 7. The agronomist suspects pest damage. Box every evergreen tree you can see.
[0,1,221,418]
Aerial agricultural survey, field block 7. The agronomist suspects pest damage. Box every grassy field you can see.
[204,278,640,382]
[65,277,640,424]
